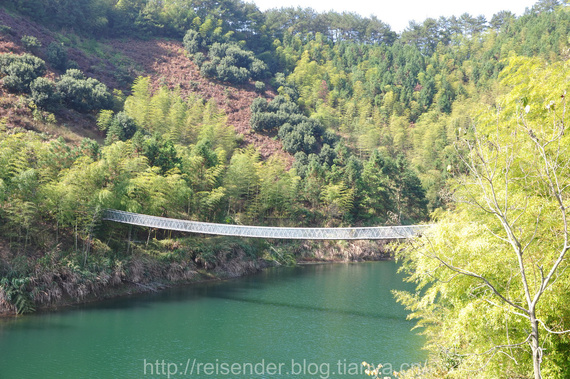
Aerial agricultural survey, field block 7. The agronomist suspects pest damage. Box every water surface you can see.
[0,261,425,378]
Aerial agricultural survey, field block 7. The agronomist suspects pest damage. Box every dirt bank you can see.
[0,238,397,316]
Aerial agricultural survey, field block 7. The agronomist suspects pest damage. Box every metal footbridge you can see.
[103,209,427,240]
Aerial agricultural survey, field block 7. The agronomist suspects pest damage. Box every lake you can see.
[0,261,426,378]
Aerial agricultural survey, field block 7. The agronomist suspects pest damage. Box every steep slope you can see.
[109,38,290,161]
[0,8,291,162]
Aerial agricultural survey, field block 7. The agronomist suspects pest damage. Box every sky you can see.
[248,0,541,32]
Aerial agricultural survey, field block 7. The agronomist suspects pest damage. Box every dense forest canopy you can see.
[1,0,570,377]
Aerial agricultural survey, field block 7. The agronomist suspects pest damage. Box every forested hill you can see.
[0,1,569,311]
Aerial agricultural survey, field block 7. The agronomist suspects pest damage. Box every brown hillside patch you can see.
[0,9,53,55]
[0,9,291,161]
[0,86,104,143]
[110,39,292,163]
[0,9,106,141]
[0,8,117,85]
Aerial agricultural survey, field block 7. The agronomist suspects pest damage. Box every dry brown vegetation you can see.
[110,38,291,161]
[0,9,291,161]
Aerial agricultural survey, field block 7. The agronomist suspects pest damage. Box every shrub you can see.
[0,53,46,93]
[193,52,206,66]
[278,121,320,155]
[183,29,203,54]
[46,42,68,71]
[30,77,59,111]
[199,43,268,85]
[249,95,305,132]
[250,59,269,80]
[0,24,13,35]
[21,35,41,50]
[56,69,112,112]
[67,60,80,70]
[114,112,138,140]
[200,61,217,78]
[216,59,249,83]
[104,113,137,145]
[254,81,265,93]
[250,94,326,155]
[318,143,336,166]
[143,135,181,174]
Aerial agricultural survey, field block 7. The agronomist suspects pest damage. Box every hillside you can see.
[108,38,290,161]
[0,8,289,160]
[2,1,570,377]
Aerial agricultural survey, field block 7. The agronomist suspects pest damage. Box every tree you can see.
[123,76,153,130]
[183,29,204,54]
[224,147,260,215]
[395,57,570,378]
[0,53,46,93]
[21,35,41,51]
[30,77,59,111]
[46,42,68,71]
[56,69,112,112]
[142,135,181,175]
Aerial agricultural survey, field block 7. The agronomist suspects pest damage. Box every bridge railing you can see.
[102,209,429,240]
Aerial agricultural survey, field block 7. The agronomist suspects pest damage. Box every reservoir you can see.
[0,261,425,378]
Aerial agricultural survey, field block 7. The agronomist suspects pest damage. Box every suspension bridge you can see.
[102,209,428,240]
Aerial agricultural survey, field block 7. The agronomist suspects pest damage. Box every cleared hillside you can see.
[0,8,289,161]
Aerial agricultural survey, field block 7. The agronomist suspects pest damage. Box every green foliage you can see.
[191,42,268,84]
[265,9,396,45]
[357,150,427,223]
[250,95,306,132]
[396,56,570,378]
[255,156,300,219]
[254,81,265,93]
[183,29,204,54]
[192,52,206,66]
[103,111,139,145]
[56,69,112,112]
[30,77,59,111]
[123,77,236,152]
[0,277,35,314]
[0,61,112,112]
[0,53,46,93]
[0,23,13,35]
[278,120,321,155]
[320,181,354,217]
[224,147,260,214]
[123,76,152,129]
[21,35,41,50]
[250,95,332,156]
[142,135,181,175]
[46,42,68,71]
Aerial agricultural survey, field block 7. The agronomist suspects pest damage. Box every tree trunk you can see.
[530,313,542,379]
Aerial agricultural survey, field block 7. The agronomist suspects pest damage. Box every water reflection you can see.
[0,262,425,379]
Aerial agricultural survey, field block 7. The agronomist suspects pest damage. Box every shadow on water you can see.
[207,293,410,322]
[1,262,412,329]
[31,264,330,315]
[73,262,406,312]
[0,317,73,332]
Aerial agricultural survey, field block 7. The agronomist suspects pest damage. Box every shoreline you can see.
[0,239,397,317]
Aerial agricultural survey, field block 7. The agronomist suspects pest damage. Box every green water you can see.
[0,261,426,378]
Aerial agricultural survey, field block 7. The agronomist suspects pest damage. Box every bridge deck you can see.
[102,210,427,240]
